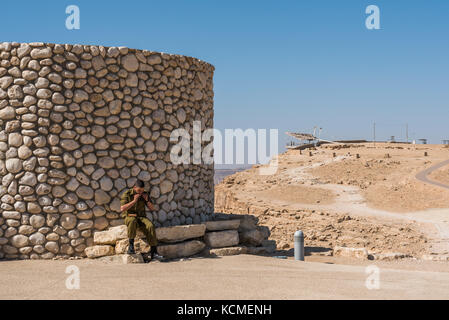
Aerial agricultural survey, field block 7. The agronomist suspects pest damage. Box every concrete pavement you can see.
[1,255,449,300]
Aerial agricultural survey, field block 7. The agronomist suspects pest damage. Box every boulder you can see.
[204,230,239,248]
[85,245,114,258]
[371,252,410,261]
[333,246,369,260]
[209,246,247,256]
[93,225,127,245]
[239,226,270,246]
[214,213,258,232]
[156,224,206,243]
[122,253,145,264]
[97,253,144,264]
[261,240,277,253]
[157,240,205,259]
[204,219,240,231]
[115,238,151,254]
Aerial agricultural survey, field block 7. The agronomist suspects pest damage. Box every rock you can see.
[157,240,205,259]
[193,89,203,100]
[166,170,178,183]
[76,186,94,200]
[155,137,168,152]
[91,56,106,71]
[5,158,22,173]
[2,211,21,220]
[204,230,239,248]
[94,217,109,230]
[215,213,259,232]
[17,44,31,58]
[176,109,186,123]
[372,252,411,261]
[208,246,247,256]
[152,110,165,123]
[137,171,151,182]
[261,240,277,253]
[61,139,80,151]
[93,225,127,245]
[30,215,45,228]
[333,246,369,260]
[157,210,167,223]
[19,172,36,186]
[77,220,93,231]
[8,85,23,99]
[0,77,13,90]
[8,133,22,147]
[73,90,88,103]
[121,54,139,72]
[160,180,173,194]
[204,220,240,231]
[109,100,122,114]
[94,189,110,205]
[154,160,166,173]
[19,225,35,235]
[115,238,150,254]
[11,234,29,248]
[3,245,18,254]
[85,245,114,258]
[30,48,52,59]
[60,213,77,230]
[142,98,158,110]
[97,253,144,264]
[122,253,145,264]
[18,146,32,159]
[147,54,161,65]
[98,156,114,169]
[45,241,59,254]
[23,95,37,107]
[156,224,206,243]
[0,106,15,120]
[66,178,80,191]
[239,227,269,246]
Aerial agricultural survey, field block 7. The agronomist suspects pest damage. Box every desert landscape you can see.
[215,142,449,266]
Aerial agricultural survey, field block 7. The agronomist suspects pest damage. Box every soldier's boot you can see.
[127,238,135,254]
[150,246,163,260]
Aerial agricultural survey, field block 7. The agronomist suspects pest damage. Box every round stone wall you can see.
[0,42,215,259]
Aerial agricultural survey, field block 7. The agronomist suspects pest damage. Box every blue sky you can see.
[1,0,448,159]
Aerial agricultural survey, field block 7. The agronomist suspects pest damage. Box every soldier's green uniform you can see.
[120,188,158,247]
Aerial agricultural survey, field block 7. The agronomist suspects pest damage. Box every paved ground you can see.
[416,159,449,190]
[1,255,449,300]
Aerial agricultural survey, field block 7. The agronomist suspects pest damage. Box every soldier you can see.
[120,179,162,261]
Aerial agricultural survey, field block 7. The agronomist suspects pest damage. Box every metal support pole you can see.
[294,230,304,261]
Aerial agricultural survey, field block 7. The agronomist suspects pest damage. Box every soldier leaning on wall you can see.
[120,179,163,261]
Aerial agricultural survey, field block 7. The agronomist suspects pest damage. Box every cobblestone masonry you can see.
[0,42,215,259]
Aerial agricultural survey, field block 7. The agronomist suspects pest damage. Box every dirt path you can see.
[416,159,449,190]
[280,157,449,257]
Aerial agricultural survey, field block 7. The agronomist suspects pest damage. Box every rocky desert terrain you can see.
[215,142,449,264]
